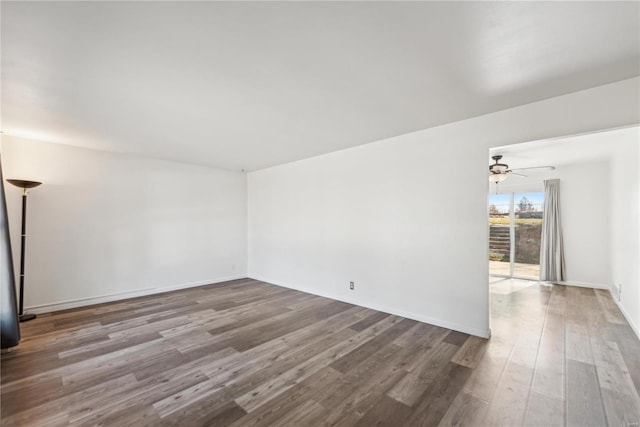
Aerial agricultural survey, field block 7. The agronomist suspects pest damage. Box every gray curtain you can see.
[540,179,565,282]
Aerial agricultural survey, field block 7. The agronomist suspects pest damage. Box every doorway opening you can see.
[488,192,544,280]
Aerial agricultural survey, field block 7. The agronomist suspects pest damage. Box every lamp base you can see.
[19,313,37,322]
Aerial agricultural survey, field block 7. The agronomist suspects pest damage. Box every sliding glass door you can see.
[488,194,511,276]
[489,192,544,279]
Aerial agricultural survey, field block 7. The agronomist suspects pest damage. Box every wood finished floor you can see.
[1,278,639,426]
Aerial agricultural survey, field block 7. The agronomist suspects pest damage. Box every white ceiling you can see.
[2,2,639,171]
[490,125,639,171]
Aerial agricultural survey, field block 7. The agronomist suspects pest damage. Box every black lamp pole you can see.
[6,179,42,322]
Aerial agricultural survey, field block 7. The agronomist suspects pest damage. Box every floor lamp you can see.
[6,179,42,322]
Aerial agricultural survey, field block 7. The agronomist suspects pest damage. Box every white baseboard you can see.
[551,280,611,290]
[25,274,247,314]
[249,275,491,339]
[609,290,640,341]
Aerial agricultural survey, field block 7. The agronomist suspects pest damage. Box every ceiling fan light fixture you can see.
[489,155,509,174]
[489,173,508,183]
[490,164,508,173]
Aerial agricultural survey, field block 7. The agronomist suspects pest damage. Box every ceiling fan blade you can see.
[509,172,527,177]
[510,166,556,172]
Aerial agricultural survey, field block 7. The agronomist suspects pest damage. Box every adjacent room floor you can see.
[488,261,540,279]
[1,278,638,426]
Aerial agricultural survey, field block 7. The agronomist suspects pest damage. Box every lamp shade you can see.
[7,179,42,189]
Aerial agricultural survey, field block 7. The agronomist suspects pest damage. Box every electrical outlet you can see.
[618,283,622,301]
[349,281,354,290]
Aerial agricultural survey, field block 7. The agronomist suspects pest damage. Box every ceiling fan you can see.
[488,155,555,183]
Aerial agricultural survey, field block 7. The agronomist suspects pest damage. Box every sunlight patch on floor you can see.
[489,278,539,295]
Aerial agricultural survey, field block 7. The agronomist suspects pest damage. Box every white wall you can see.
[249,134,489,336]
[610,133,640,335]
[557,162,612,287]
[248,77,640,338]
[1,136,247,312]
[494,161,611,286]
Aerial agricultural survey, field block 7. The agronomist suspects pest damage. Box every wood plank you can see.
[482,360,534,426]
[387,341,459,406]
[531,311,565,399]
[395,324,452,371]
[269,400,326,427]
[354,395,413,427]
[443,330,471,346]
[566,359,607,427]
[590,337,640,426]
[70,369,210,425]
[600,388,640,427]
[451,335,489,369]
[58,331,163,364]
[74,351,238,425]
[404,361,474,427]
[226,367,344,427]
[349,311,391,332]
[0,377,66,418]
[565,322,594,364]
[152,376,227,418]
[594,289,627,325]
[602,323,640,396]
[460,335,511,403]
[329,318,417,374]
[320,344,412,427]
[523,391,564,427]
[3,374,140,426]
[437,391,489,427]
[393,322,437,348]
[312,343,401,410]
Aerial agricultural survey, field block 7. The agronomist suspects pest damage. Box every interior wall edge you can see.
[249,275,491,339]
